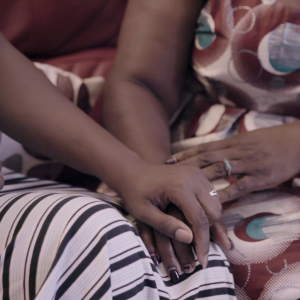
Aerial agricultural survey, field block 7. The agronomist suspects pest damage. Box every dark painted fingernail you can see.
[183,264,194,274]
[151,255,159,267]
[169,268,180,283]
[183,265,190,271]
[165,157,177,165]
[229,238,235,251]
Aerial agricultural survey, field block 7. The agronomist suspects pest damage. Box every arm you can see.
[102,0,232,276]
[0,32,140,193]
[103,0,205,163]
[0,32,226,270]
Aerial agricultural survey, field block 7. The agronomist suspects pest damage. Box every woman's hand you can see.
[137,208,197,282]
[168,122,300,202]
[120,162,231,270]
[0,161,3,190]
[138,204,232,282]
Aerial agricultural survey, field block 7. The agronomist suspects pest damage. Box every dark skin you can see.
[170,122,300,203]
[103,0,231,280]
[0,32,226,277]
[103,0,300,281]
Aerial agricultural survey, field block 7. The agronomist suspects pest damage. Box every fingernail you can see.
[165,157,177,165]
[151,255,159,267]
[175,229,193,244]
[183,264,194,274]
[169,268,180,283]
[202,254,209,269]
[229,238,235,251]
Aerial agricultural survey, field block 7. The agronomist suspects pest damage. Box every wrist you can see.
[94,150,151,196]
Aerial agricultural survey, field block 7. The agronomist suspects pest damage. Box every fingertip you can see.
[182,263,195,274]
[151,254,159,267]
[168,268,180,283]
[165,156,177,165]
[175,228,193,244]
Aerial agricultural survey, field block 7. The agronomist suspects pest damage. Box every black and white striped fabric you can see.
[0,167,236,300]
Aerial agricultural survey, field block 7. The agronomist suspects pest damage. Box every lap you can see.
[0,168,236,300]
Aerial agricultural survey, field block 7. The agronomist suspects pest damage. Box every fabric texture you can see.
[0,0,128,58]
[182,1,300,299]
[0,167,236,300]
[193,0,300,118]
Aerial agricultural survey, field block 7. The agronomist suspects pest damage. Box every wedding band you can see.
[224,159,232,178]
[209,189,218,196]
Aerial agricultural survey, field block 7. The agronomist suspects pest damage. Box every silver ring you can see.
[209,189,218,196]
[224,159,232,178]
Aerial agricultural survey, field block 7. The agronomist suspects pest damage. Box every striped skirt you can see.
[0,167,236,300]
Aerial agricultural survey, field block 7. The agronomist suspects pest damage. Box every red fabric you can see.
[35,48,117,79]
[0,0,127,124]
[0,0,128,58]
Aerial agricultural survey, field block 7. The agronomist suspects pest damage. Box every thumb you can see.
[138,202,193,244]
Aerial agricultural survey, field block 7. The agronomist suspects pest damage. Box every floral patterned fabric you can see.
[194,0,300,117]
[187,1,300,299]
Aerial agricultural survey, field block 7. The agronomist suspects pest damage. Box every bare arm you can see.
[103,0,205,163]
[102,0,232,275]
[0,33,226,270]
[0,32,142,193]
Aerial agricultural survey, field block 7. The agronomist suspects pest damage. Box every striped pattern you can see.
[0,168,236,299]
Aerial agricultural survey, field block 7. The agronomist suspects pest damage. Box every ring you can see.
[209,189,218,196]
[224,159,232,178]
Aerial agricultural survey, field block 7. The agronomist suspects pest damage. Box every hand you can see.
[0,161,4,190]
[168,122,300,202]
[138,204,233,282]
[97,183,199,279]
[120,162,231,270]
[137,206,196,282]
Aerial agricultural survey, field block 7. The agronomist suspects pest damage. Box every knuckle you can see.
[262,175,274,187]
[169,181,187,196]
[213,163,226,177]
[256,166,272,178]
[188,166,202,178]
[198,153,212,166]
[196,216,210,230]
[243,149,266,163]
[198,143,209,153]
[234,180,248,192]
[210,211,222,223]
[219,189,231,202]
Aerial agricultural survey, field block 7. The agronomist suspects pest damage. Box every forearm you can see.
[103,77,172,164]
[0,33,145,194]
[102,0,204,164]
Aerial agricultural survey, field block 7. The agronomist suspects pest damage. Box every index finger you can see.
[168,188,211,269]
[166,139,230,164]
